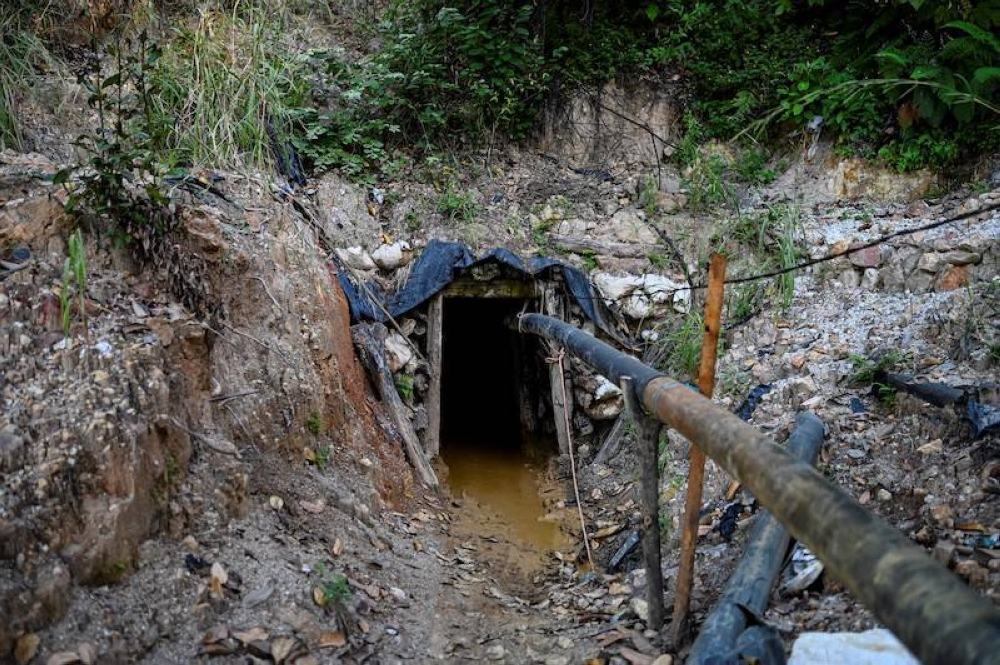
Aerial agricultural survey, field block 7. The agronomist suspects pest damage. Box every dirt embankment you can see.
[0,150,417,660]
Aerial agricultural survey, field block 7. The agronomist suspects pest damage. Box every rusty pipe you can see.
[513,312,1000,664]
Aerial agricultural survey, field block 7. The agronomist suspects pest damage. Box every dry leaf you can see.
[201,625,229,644]
[596,630,626,647]
[358,618,370,634]
[592,523,625,539]
[299,499,325,514]
[859,490,871,505]
[76,644,97,665]
[318,631,346,649]
[956,522,987,532]
[303,447,316,463]
[331,539,344,556]
[271,636,299,664]
[313,586,328,607]
[210,561,228,585]
[619,646,655,665]
[413,539,424,552]
[15,634,40,665]
[234,627,269,644]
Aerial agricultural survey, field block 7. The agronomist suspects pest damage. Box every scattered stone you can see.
[485,644,506,660]
[46,652,80,665]
[877,489,892,502]
[933,541,957,566]
[629,597,650,622]
[849,245,881,269]
[929,504,954,528]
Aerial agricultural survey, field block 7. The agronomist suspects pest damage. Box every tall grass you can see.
[0,15,60,151]
[151,3,307,170]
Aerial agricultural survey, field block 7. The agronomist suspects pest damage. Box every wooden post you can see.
[544,285,571,455]
[424,293,443,459]
[622,376,665,632]
[670,252,727,645]
[352,323,439,490]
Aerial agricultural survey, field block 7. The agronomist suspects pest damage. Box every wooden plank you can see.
[424,294,443,459]
[544,285,571,456]
[352,323,439,490]
[443,279,538,299]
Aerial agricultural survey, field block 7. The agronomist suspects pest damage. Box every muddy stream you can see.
[440,439,574,585]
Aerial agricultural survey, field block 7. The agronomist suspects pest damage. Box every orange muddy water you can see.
[442,440,571,572]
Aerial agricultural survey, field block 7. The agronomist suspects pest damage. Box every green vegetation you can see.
[60,230,88,337]
[849,350,912,406]
[395,373,415,401]
[54,31,173,244]
[0,14,60,150]
[151,6,305,170]
[9,0,998,187]
[314,562,351,602]
[652,310,705,382]
[306,411,324,435]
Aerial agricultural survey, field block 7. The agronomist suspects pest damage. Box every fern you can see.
[943,21,1000,54]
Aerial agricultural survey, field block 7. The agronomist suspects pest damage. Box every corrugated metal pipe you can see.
[512,313,1000,665]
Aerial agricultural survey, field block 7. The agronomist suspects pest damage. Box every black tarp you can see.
[336,240,631,346]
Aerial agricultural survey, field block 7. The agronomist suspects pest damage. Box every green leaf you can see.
[645,3,661,21]
[52,169,73,185]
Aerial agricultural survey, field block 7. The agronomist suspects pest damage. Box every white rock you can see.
[629,597,650,622]
[385,333,413,374]
[623,293,653,319]
[371,241,413,271]
[672,288,691,314]
[485,644,506,660]
[335,246,376,271]
[586,375,624,420]
[789,628,918,665]
[594,272,643,302]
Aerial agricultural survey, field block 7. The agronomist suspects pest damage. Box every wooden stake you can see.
[424,294,443,459]
[622,375,665,632]
[670,252,727,645]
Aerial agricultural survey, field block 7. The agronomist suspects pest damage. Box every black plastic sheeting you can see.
[336,240,629,345]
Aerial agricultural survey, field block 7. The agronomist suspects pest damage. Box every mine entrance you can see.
[439,295,567,558]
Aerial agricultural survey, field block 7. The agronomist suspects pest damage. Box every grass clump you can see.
[151,5,306,171]
[0,14,62,150]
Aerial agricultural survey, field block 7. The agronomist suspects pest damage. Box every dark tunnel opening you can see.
[439,296,564,554]
[441,297,530,451]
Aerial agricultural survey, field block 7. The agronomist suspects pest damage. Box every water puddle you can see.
[442,441,572,576]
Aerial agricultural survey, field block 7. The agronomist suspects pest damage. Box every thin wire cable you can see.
[551,347,594,569]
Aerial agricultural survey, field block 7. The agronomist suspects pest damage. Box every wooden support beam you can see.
[352,323,439,490]
[622,376,665,632]
[443,279,538,299]
[423,294,443,459]
[544,285,571,455]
